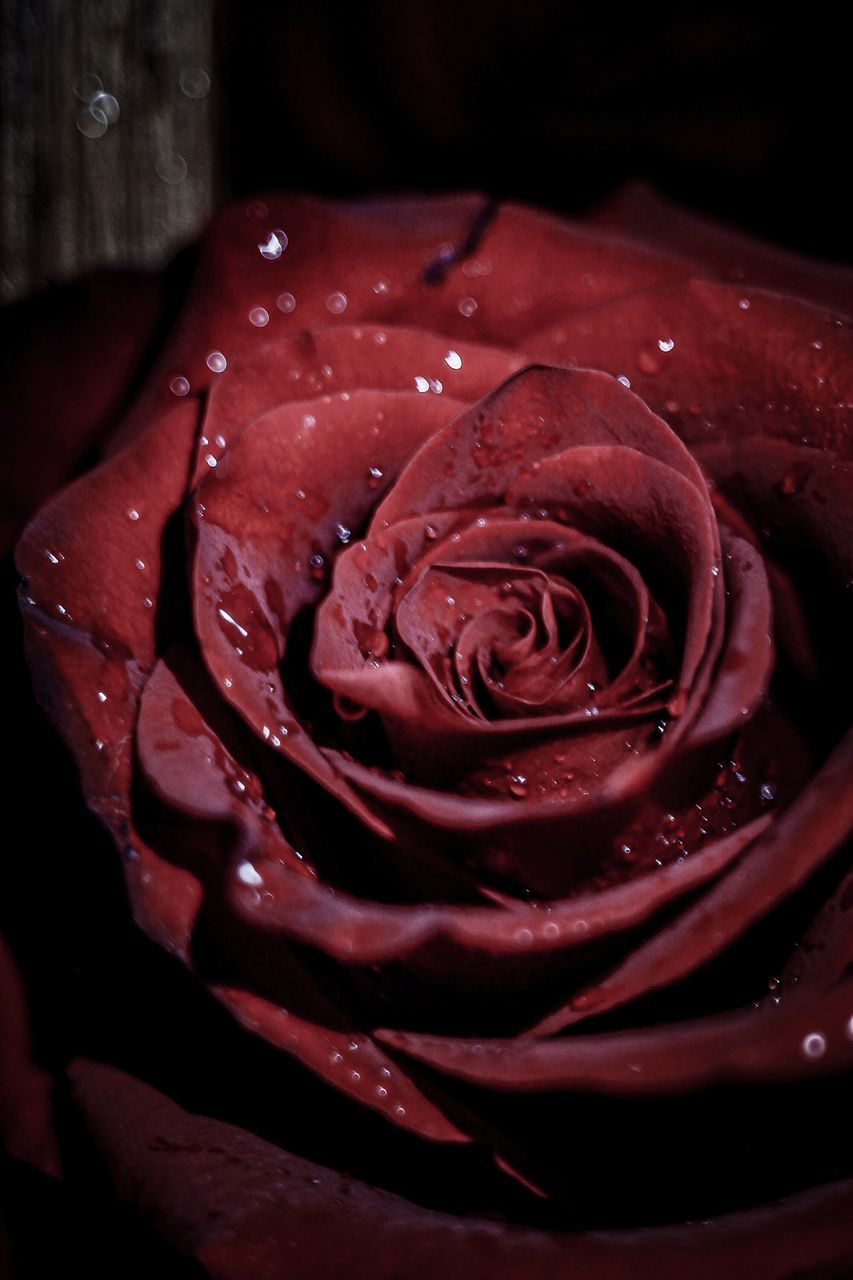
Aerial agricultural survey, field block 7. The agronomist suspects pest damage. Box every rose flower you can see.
[11,189,853,1276]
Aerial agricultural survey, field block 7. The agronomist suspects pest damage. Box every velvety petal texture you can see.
[14,188,853,1276]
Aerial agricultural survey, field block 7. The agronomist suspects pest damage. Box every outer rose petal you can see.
[70,1060,853,1280]
[0,269,172,552]
[532,728,853,1034]
[525,280,853,457]
[378,976,853,1094]
[592,181,853,315]
[134,655,467,1142]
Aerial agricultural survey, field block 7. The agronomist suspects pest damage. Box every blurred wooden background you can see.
[1,0,221,301]
[2,3,852,303]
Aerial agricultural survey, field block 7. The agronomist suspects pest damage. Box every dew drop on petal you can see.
[249,306,270,327]
[801,1032,827,1060]
[444,349,463,370]
[170,375,190,396]
[276,292,296,313]
[206,350,227,373]
[326,292,348,315]
[236,860,263,887]
[258,230,288,259]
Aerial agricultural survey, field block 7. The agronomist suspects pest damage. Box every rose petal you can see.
[526,281,853,458]
[378,975,853,1095]
[532,728,853,1033]
[70,1060,853,1279]
[593,181,853,315]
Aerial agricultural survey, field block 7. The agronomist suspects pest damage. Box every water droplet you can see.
[373,278,390,295]
[509,775,528,798]
[542,921,560,939]
[258,229,288,260]
[444,349,463,369]
[616,375,631,388]
[514,927,533,945]
[759,782,777,803]
[127,508,140,521]
[326,291,348,315]
[236,860,263,887]
[367,466,383,488]
[376,1085,388,1098]
[179,66,211,98]
[276,292,296,314]
[414,375,430,393]
[204,453,218,469]
[801,1032,827,1060]
[248,306,270,327]
[206,350,227,373]
[76,105,108,138]
[170,375,190,396]
[96,690,108,703]
[738,298,751,310]
[458,297,478,317]
[335,523,351,544]
[91,92,120,125]
[73,72,103,102]
[155,152,187,184]
[658,337,675,352]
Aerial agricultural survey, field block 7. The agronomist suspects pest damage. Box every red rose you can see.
[12,189,853,1276]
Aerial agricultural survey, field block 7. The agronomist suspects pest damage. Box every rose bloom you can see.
[6,188,853,1277]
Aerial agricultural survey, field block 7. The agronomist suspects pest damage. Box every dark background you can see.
[2,1,852,303]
